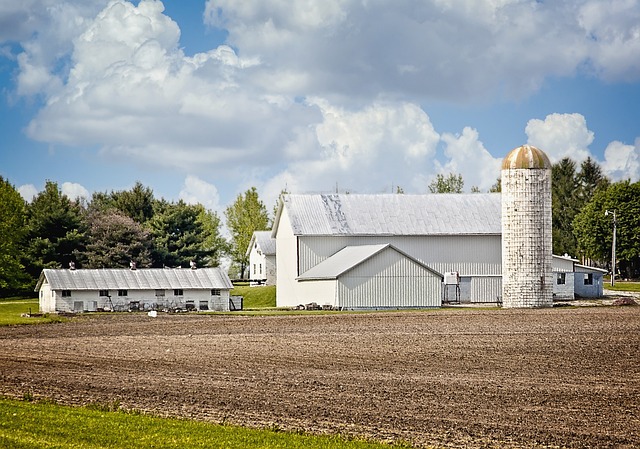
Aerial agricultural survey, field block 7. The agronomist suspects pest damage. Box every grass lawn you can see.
[231,284,276,309]
[0,298,66,326]
[605,281,640,292]
[0,397,412,449]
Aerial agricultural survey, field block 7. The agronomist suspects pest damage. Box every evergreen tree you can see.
[0,177,29,295]
[89,181,155,224]
[23,181,87,282]
[551,158,579,257]
[194,204,228,267]
[489,178,501,193]
[225,187,269,278]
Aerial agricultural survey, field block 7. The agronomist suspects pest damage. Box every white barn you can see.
[272,193,601,309]
[36,267,233,313]
[246,231,277,286]
[272,193,502,309]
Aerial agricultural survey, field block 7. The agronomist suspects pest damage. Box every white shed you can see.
[246,231,277,286]
[297,244,443,309]
[36,267,233,313]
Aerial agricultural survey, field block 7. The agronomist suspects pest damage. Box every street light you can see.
[605,209,617,286]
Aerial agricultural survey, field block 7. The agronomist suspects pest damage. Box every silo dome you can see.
[502,145,551,170]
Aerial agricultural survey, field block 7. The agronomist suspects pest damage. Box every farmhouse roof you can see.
[273,193,501,237]
[35,267,233,292]
[246,230,276,257]
[297,244,443,280]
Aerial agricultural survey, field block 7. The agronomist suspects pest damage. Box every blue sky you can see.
[1,0,639,216]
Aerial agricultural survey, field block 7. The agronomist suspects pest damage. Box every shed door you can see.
[73,301,84,312]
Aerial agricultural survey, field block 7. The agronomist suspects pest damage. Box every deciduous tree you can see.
[0,177,28,295]
[428,173,464,193]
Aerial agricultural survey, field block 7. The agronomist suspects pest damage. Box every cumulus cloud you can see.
[179,175,221,212]
[61,182,90,201]
[17,184,38,202]
[601,140,640,181]
[525,113,594,163]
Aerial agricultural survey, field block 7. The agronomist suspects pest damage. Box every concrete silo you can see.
[501,145,553,308]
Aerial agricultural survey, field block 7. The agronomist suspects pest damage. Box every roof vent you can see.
[130,261,137,271]
[69,261,76,270]
[190,260,197,270]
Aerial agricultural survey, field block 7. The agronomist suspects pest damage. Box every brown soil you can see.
[0,307,639,448]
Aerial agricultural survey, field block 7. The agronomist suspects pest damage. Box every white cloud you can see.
[179,175,221,212]
[61,182,90,201]
[439,127,502,191]
[602,139,640,181]
[17,184,38,202]
[525,113,594,163]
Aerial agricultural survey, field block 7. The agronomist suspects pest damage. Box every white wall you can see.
[275,207,301,307]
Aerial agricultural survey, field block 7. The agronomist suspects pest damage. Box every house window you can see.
[185,300,195,311]
[211,289,221,296]
[584,273,593,285]
[155,289,165,297]
[556,273,566,285]
[118,289,127,297]
[259,263,262,275]
[253,264,256,275]
[99,290,109,297]
[199,301,209,311]
[62,290,71,297]
[174,289,183,296]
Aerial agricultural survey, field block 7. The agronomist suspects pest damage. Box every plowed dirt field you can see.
[1,307,639,448]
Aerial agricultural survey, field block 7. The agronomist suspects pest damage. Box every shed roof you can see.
[246,230,276,257]
[274,193,501,237]
[36,267,233,292]
[297,244,443,280]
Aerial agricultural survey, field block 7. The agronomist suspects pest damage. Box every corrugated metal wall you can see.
[337,247,442,309]
[470,276,502,303]
[299,235,501,276]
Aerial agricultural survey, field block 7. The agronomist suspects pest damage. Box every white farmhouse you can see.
[36,266,234,313]
[246,231,277,286]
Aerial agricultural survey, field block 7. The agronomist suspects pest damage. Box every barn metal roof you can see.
[246,230,276,257]
[36,267,233,291]
[277,193,501,236]
[297,244,443,280]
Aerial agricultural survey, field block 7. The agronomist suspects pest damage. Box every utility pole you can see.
[605,209,617,286]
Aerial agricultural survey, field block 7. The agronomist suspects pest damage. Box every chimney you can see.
[130,261,137,270]
[69,261,76,270]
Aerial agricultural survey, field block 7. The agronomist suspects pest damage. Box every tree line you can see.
[0,180,269,297]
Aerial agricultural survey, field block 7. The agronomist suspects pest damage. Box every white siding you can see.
[249,246,267,283]
[299,235,501,276]
[275,207,301,307]
[553,272,575,300]
[470,276,502,303]
[337,247,442,309]
[295,280,337,307]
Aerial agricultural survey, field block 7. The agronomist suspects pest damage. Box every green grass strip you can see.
[0,398,413,449]
[605,281,640,292]
[230,285,276,309]
[0,299,66,326]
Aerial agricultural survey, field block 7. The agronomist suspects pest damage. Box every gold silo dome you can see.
[502,145,551,170]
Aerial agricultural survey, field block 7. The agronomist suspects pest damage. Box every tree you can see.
[84,210,152,268]
[576,157,609,207]
[148,200,210,268]
[0,177,29,296]
[23,181,87,282]
[489,178,501,193]
[428,173,464,193]
[573,180,640,278]
[551,158,579,257]
[194,204,228,267]
[225,187,269,278]
[89,181,155,224]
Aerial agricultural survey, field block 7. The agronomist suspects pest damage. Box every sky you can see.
[1,0,639,218]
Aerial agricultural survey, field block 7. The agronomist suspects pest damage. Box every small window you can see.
[155,289,165,297]
[185,300,195,311]
[99,290,109,297]
[556,273,565,285]
[62,290,71,297]
[118,289,128,297]
[174,289,183,296]
[199,301,209,311]
[211,289,221,296]
[253,264,256,275]
[584,273,593,285]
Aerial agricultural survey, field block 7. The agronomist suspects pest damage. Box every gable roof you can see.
[297,244,443,281]
[36,267,233,292]
[273,193,501,237]
[246,230,276,257]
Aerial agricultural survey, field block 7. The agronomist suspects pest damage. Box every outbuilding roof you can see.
[274,193,501,236]
[246,230,276,257]
[35,267,233,291]
[297,244,443,280]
